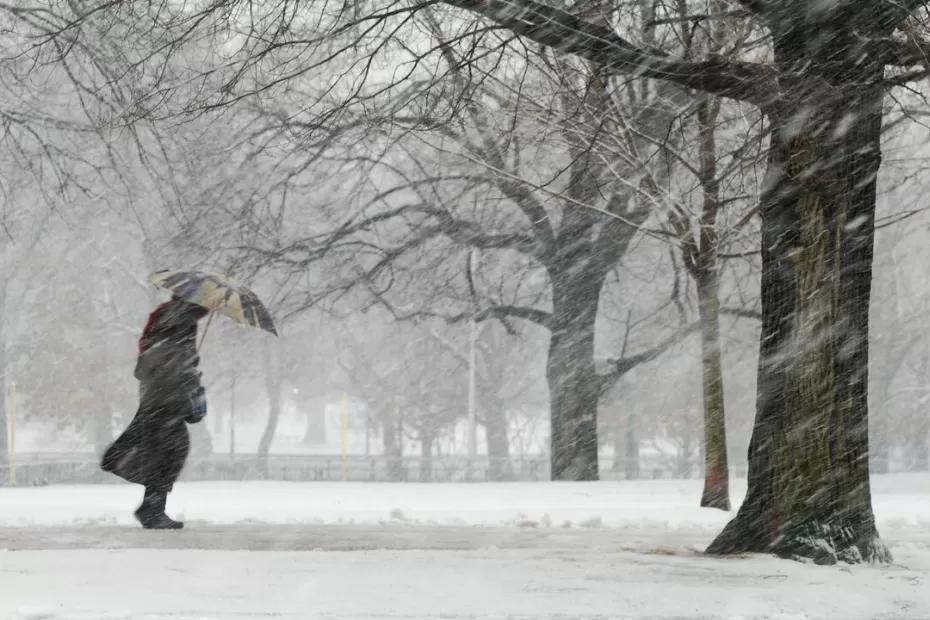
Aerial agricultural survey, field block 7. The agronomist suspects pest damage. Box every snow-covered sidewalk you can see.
[1,474,927,531]
[0,474,928,619]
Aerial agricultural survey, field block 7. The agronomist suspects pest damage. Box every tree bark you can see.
[547,276,602,481]
[707,31,890,562]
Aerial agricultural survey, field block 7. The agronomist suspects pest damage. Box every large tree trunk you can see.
[547,277,602,481]
[708,31,889,562]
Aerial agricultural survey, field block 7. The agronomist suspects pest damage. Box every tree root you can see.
[707,514,892,565]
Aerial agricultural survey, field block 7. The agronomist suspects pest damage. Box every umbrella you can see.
[148,270,278,341]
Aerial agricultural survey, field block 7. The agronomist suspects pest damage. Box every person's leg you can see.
[134,484,183,529]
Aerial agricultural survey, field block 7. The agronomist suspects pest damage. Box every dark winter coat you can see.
[101,299,207,490]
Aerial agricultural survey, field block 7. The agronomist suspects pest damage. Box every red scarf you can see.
[138,302,172,353]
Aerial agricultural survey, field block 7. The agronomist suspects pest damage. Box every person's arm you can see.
[177,340,207,423]
[135,341,201,407]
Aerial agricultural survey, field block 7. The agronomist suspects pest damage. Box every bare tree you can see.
[657,1,763,511]
[427,317,548,480]
[337,313,469,481]
[227,12,708,481]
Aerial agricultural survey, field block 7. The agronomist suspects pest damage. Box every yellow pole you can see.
[340,392,348,481]
[8,382,15,487]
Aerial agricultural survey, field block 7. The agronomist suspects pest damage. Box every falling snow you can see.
[1,1,930,618]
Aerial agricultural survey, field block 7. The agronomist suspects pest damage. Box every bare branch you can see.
[448,303,551,327]
[720,306,761,320]
[443,0,776,106]
[598,321,701,395]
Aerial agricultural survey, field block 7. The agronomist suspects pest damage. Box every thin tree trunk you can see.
[382,408,403,481]
[909,411,930,471]
[690,94,731,511]
[484,395,511,481]
[301,399,326,444]
[910,435,929,471]
[229,374,237,457]
[624,414,639,480]
[94,328,112,457]
[257,344,282,470]
[708,40,889,562]
[547,279,602,481]
[869,373,891,474]
[670,87,731,509]
[697,267,729,509]
[0,275,7,465]
[213,402,224,435]
[190,421,214,459]
[419,433,433,482]
[871,426,890,474]
[611,421,623,475]
[677,419,694,479]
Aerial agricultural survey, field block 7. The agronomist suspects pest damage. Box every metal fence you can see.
[0,452,918,486]
[0,453,700,485]
[2,454,549,485]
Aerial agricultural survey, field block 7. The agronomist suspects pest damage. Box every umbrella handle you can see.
[198,311,215,352]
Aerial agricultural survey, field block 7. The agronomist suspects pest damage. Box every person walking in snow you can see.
[102,296,209,529]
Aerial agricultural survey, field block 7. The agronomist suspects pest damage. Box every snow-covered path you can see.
[0,475,928,619]
[0,522,707,552]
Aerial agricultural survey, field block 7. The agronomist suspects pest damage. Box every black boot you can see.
[134,487,184,530]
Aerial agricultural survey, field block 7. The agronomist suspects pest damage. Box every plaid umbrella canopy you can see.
[148,270,278,337]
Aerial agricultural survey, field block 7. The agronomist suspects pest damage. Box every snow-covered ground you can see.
[0,474,928,619]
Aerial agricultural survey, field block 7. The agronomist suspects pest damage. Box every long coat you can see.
[102,301,205,491]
